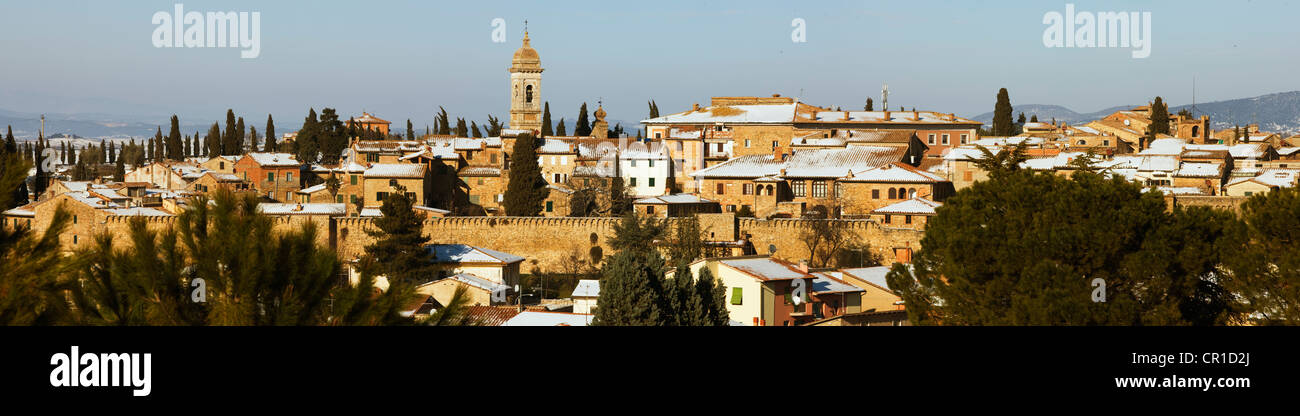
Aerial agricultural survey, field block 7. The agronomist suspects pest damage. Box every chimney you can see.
[797,259,809,273]
[692,103,701,111]
[883,110,891,121]
[912,111,920,121]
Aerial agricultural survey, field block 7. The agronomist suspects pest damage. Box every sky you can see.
[2,0,1299,131]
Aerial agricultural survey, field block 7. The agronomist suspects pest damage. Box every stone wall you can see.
[334,214,923,272]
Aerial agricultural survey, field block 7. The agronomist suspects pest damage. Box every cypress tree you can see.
[265,114,276,152]
[235,117,246,154]
[436,107,451,135]
[222,109,236,155]
[407,119,414,140]
[470,121,482,138]
[575,103,591,136]
[249,126,259,152]
[1030,114,1039,123]
[541,102,553,137]
[993,88,1013,136]
[503,133,549,216]
[592,249,667,326]
[455,118,468,137]
[556,118,566,136]
[864,97,874,111]
[168,115,182,160]
[296,109,320,163]
[1150,96,1170,135]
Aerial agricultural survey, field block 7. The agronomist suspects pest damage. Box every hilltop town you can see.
[3,32,1299,327]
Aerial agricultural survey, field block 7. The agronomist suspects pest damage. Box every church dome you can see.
[593,105,607,121]
[510,32,541,71]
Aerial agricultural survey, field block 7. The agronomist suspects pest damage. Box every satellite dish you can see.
[768,244,777,255]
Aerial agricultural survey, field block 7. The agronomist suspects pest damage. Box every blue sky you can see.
[2,0,1298,130]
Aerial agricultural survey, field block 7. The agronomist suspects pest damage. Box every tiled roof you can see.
[842,162,946,183]
[245,152,301,167]
[718,257,812,281]
[428,244,525,264]
[257,203,347,216]
[460,306,520,326]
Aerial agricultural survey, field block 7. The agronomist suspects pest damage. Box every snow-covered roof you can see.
[431,273,509,293]
[810,273,864,294]
[501,311,592,326]
[299,183,328,194]
[538,139,574,154]
[245,152,301,167]
[1173,162,1223,178]
[104,207,173,216]
[364,163,424,178]
[808,111,978,124]
[943,146,1001,161]
[634,194,714,205]
[841,266,897,291]
[718,257,811,281]
[872,197,941,215]
[689,154,783,179]
[642,103,797,124]
[694,146,907,180]
[428,244,525,264]
[256,203,346,215]
[842,162,946,183]
[572,279,600,298]
[459,166,502,177]
[973,136,1044,147]
[1228,169,1299,188]
[1149,187,1207,196]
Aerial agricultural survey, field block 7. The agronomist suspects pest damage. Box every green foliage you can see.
[503,133,549,216]
[887,170,1241,325]
[591,250,666,325]
[971,141,1029,177]
[295,108,320,163]
[1224,187,1300,324]
[0,173,73,325]
[363,186,435,286]
[608,212,665,254]
[541,102,553,137]
[666,216,705,265]
[1150,96,1171,135]
[992,88,1014,136]
[575,103,591,136]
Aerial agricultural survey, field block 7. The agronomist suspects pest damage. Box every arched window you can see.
[525,85,533,103]
[908,188,917,198]
[888,188,896,199]
[1191,126,1200,137]
[765,185,773,195]
[898,187,907,198]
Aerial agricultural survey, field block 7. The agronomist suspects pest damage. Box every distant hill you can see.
[970,91,1300,134]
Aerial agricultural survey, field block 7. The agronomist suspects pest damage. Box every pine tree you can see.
[1150,96,1171,135]
[993,88,1014,136]
[316,108,346,164]
[363,186,436,286]
[541,102,553,137]
[575,103,591,136]
[503,133,549,216]
[265,114,276,152]
[591,249,667,326]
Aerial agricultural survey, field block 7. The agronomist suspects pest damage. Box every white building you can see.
[619,146,671,197]
[572,280,600,314]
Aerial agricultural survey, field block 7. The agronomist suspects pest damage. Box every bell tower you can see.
[509,27,543,134]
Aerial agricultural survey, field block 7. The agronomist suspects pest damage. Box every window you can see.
[928,134,936,145]
[1078,140,1087,145]
[835,183,843,199]
[554,173,562,183]
[648,178,655,187]
[905,215,913,224]
[630,160,636,167]
[219,162,225,169]
[716,143,724,153]
[793,180,806,197]
[655,132,662,139]
[1103,140,1110,146]
[646,205,655,214]
[743,183,754,195]
[727,205,736,212]
[745,139,751,148]
[336,194,343,203]
[731,287,743,305]
[491,154,498,164]
[648,159,654,168]
[267,172,275,182]
[884,214,892,224]
[630,177,637,187]
[561,156,568,165]
[942,134,950,145]
[350,175,357,185]
[716,183,724,194]
[377,192,388,201]
[872,189,880,199]
[961,134,969,144]
[73,215,77,224]
[73,235,78,245]
[811,180,827,198]
[888,188,896,199]
[406,192,415,201]
[350,195,358,204]
[525,85,533,103]
[771,140,778,150]
[286,192,293,201]
[964,171,973,181]
[909,188,916,198]
[388,179,398,187]
[286,172,293,183]
[546,201,553,212]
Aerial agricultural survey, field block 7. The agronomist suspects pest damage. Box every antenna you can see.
[882,83,890,112]
[1191,76,1198,117]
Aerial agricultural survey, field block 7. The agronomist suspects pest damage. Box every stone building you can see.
[508,30,543,134]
